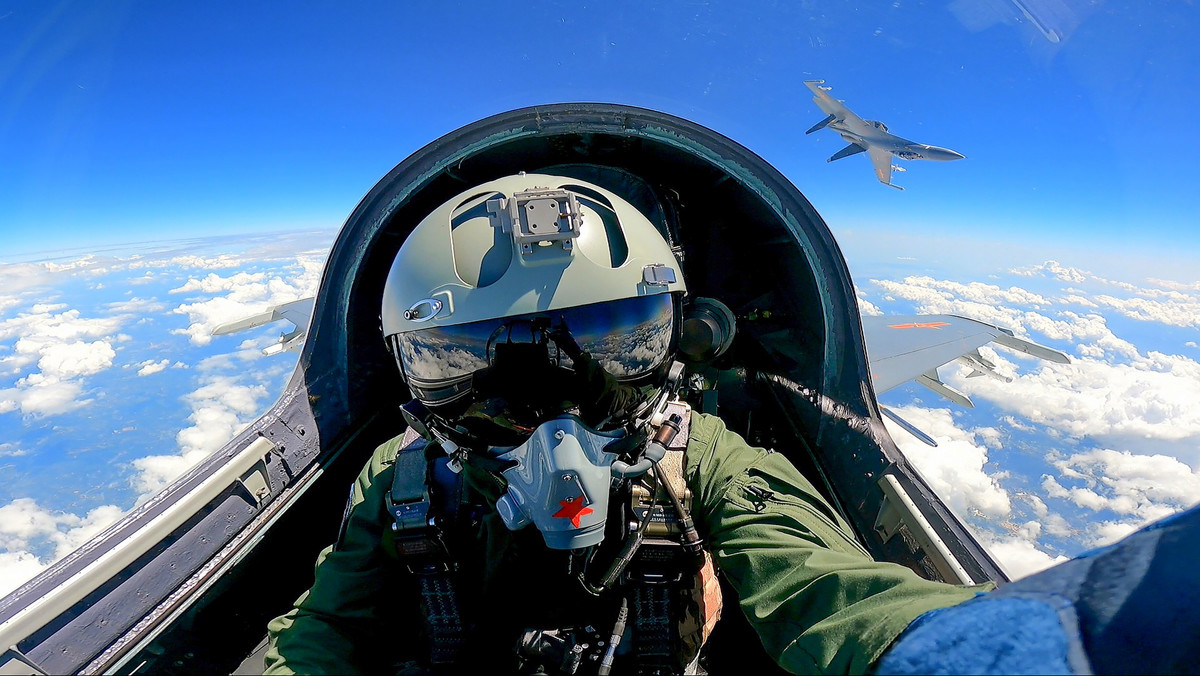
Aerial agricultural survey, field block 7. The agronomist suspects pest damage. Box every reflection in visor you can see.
[393,294,675,394]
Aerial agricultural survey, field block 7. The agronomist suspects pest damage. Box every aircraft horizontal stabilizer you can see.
[829,143,867,162]
[807,114,836,135]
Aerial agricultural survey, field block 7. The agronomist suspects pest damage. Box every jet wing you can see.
[212,296,315,355]
[803,80,866,126]
[867,146,903,190]
[863,313,1070,404]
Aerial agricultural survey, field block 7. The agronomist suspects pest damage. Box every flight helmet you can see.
[381,173,687,442]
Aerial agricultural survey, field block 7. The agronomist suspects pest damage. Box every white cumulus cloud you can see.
[856,287,883,316]
[883,405,1013,520]
[1009,260,1089,284]
[863,264,1200,572]
[1041,448,1200,546]
[0,306,126,416]
[0,498,124,597]
[1090,293,1200,329]
[0,550,47,598]
[0,235,334,595]
[135,359,171,376]
[0,376,86,416]
[869,272,1200,462]
[169,271,267,295]
[976,533,1069,580]
[169,257,323,347]
[130,376,269,497]
[948,349,1200,458]
[35,340,116,379]
[881,405,1072,580]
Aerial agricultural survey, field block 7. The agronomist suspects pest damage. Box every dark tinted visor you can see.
[390,294,676,405]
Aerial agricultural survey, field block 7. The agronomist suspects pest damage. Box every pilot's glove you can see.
[548,318,584,361]
[875,594,1077,674]
[876,504,1200,674]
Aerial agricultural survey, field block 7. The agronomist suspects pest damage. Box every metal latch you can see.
[488,188,583,255]
[387,493,433,533]
[642,264,677,286]
[237,459,271,505]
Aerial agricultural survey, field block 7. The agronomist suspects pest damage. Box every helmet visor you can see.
[390,293,677,406]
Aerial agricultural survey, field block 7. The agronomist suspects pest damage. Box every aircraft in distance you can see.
[0,103,1067,675]
[804,79,965,190]
[211,297,315,356]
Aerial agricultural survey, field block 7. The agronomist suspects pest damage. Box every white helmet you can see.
[381,173,686,432]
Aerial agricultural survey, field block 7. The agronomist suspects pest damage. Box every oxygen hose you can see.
[582,469,660,595]
[598,597,629,676]
[582,412,704,592]
[653,414,706,567]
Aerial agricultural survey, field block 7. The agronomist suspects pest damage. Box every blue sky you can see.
[3,1,1198,267]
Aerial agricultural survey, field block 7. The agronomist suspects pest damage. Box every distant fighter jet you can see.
[804,79,965,190]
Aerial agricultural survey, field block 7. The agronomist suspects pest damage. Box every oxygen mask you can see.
[494,415,623,550]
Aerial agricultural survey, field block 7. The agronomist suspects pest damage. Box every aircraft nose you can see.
[926,146,965,161]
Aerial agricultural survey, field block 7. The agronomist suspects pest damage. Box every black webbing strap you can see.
[632,582,675,674]
[389,435,428,511]
[387,436,467,666]
[419,574,467,665]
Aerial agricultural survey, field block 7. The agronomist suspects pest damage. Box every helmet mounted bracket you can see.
[487,188,583,256]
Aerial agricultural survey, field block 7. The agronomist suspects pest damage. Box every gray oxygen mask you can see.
[494,415,628,550]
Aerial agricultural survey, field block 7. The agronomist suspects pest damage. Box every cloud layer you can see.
[869,260,1200,578]
[0,232,332,596]
[0,499,126,597]
[0,307,125,416]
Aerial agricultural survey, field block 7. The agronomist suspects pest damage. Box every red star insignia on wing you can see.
[552,495,594,528]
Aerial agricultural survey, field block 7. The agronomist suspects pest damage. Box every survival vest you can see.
[385,401,722,675]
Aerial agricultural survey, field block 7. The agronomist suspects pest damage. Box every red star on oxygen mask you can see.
[552,495,595,528]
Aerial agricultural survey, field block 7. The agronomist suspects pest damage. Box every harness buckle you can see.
[386,487,455,575]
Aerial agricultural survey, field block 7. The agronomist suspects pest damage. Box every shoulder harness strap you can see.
[386,428,467,666]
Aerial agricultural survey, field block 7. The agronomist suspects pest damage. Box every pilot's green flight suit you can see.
[265,413,985,675]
